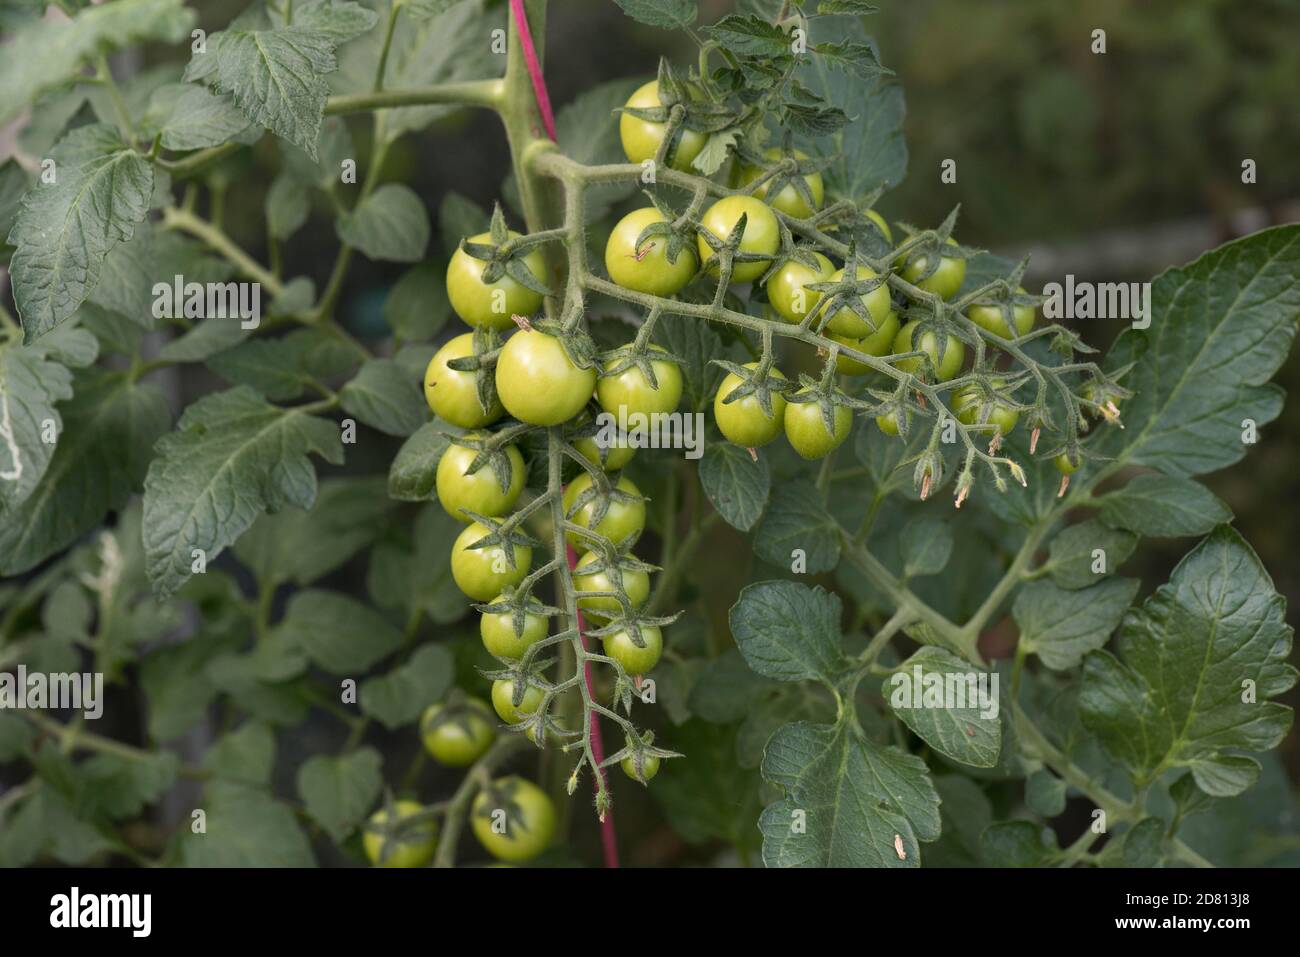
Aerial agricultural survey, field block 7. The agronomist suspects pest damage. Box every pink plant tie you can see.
[513,0,616,868]
[508,0,558,141]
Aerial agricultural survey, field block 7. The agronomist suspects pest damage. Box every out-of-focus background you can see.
[2,0,1297,865]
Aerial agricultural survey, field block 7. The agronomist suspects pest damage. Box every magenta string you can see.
[508,0,558,141]
[512,0,616,868]
[565,542,619,868]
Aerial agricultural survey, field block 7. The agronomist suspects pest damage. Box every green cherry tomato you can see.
[435,432,525,522]
[604,207,697,296]
[471,776,557,863]
[621,752,661,784]
[784,392,852,459]
[495,329,597,426]
[421,699,495,767]
[766,252,835,324]
[713,362,788,448]
[563,473,646,551]
[697,196,781,284]
[825,265,894,338]
[602,624,663,675]
[573,433,635,471]
[892,320,965,382]
[897,236,967,300]
[573,550,650,620]
[734,148,824,219]
[490,678,545,724]
[953,382,1019,437]
[1054,452,1082,475]
[876,410,907,437]
[447,231,547,330]
[424,333,503,429]
[364,800,437,868]
[829,313,901,375]
[450,521,532,601]
[480,595,548,660]
[864,208,892,244]
[596,345,683,418]
[619,80,707,172]
[969,285,1035,338]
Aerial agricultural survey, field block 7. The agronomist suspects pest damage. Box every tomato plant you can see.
[0,0,1295,879]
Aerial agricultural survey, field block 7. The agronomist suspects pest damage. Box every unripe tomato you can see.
[621,752,661,783]
[892,320,965,381]
[876,410,906,436]
[447,231,547,330]
[495,329,596,426]
[480,595,548,660]
[471,776,557,863]
[596,345,683,418]
[490,678,545,724]
[766,252,835,324]
[573,433,635,471]
[829,313,901,375]
[825,264,894,338]
[619,80,707,172]
[784,392,852,459]
[713,362,787,448]
[697,196,780,284]
[952,382,1019,437]
[602,624,663,675]
[734,148,824,219]
[563,473,646,551]
[604,207,697,296]
[968,285,1035,338]
[1081,382,1122,420]
[363,800,437,868]
[450,521,532,601]
[1054,452,1082,475]
[864,208,892,244]
[897,237,966,300]
[424,334,502,429]
[435,432,525,522]
[573,550,649,619]
[421,698,495,767]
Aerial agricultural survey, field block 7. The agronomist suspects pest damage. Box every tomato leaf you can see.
[729,580,849,685]
[884,647,1002,768]
[8,126,155,339]
[698,442,770,532]
[1041,518,1136,589]
[1096,224,1300,476]
[142,386,344,599]
[1097,474,1232,538]
[0,0,194,127]
[754,480,841,573]
[278,589,403,675]
[233,476,393,586]
[335,184,430,263]
[1079,526,1297,797]
[1013,577,1140,671]
[760,719,939,867]
[360,643,455,729]
[184,1,377,158]
[180,783,315,866]
[0,370,170,576]
[339,358,427,437]
[297,748,384,842]
[613,0,697,30]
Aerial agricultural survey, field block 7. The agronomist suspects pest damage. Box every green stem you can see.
[328,80,504,115]
[432,736,528,868]
[96,56,137,148]
[162,208,285,296]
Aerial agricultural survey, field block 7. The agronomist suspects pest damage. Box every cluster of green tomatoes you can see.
[367,78,1120,866]
[617,80,1077,467]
